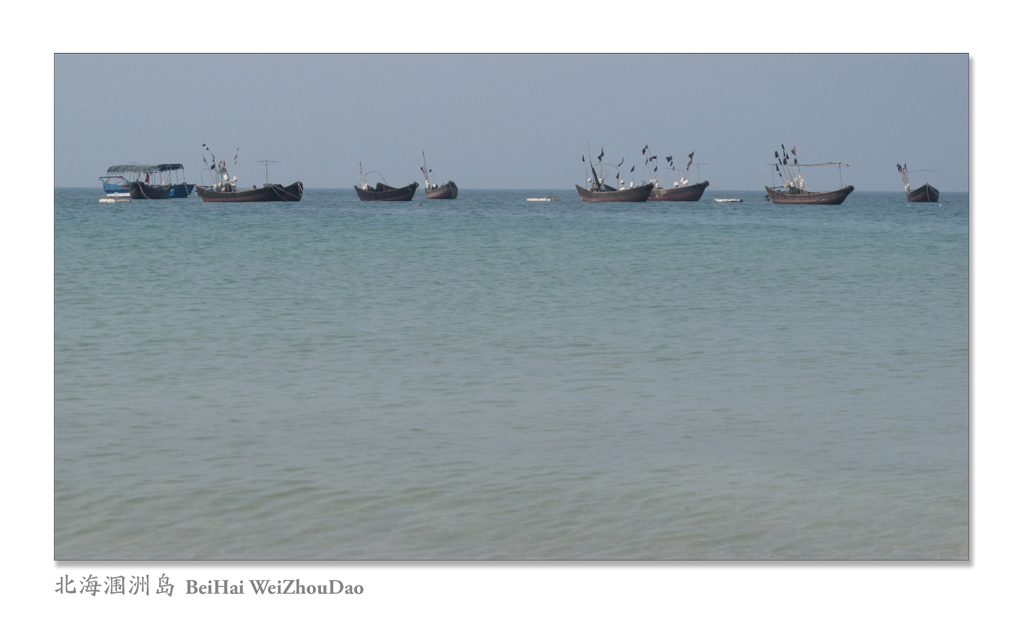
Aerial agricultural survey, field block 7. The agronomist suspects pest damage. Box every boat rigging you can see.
[765,144,854,205]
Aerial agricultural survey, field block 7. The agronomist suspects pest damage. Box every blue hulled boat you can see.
[100,164,194,199]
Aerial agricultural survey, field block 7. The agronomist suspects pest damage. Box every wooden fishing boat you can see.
[907,183,940,203]
[576,145,653,202]
[354,162,419,201]
[644,150,709,201]
[425,180,458,199]
[898,164,939,202]
[648,180,709,201]
[354,181,419,201]
[196,182,303,202]
[195,147,302,202]
[765,145,853,205]
[129,180,195,199]
[101,163,194,199]
[764,185,854,205]
[576,182,653,202]
[421,153,458,199]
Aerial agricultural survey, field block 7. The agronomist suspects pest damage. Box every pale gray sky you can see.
[56,54,966,191]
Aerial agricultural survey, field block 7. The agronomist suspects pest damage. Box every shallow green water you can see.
[54,188,968,559]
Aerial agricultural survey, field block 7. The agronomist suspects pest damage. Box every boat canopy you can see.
[106,163,184,174]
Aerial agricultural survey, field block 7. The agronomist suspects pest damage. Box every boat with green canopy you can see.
[100,164,194,199]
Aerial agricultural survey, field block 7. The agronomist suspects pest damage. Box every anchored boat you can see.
[907,183,940,202]
[196,182,303,202]
[354,163,418,201]
[576,183,653,202]
[575,145,653,202]
[421,153,458,199]
[194,146,303,202]
[649,181,709,201]
[645,150,710,201]
[765,144,853,205]
[100,163,194,199]
[898,163,939,202]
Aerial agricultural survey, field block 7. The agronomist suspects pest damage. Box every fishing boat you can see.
[898,164,939,202]
[355,182,419,201]
[527,197,560,202]
[645,150,710,201]
[354,163,418,201]
[100,164,194,199]
[714,198,742,203]
[765,185,854,205]
[194,147,302,202]
[765,144,853,205]
[421,153,458,199]
[196,182,303,203]
[907,183,940,202]
[575,182,652,202]
[649,181,709,201]
[575,146,653,202]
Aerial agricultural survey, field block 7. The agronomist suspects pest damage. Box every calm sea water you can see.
[54,188,968,560]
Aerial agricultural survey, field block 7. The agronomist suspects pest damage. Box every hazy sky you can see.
[55,54,967,191]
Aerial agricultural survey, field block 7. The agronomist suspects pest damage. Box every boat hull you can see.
[765,185,854,205]
[907,183,939,203]
[648,180,710,201]
[425,181,458,199]
[100,176,130,193]
[575,183,653,202]
[355,182,419,201]
[195,182,303,202]
[129,181,195,199]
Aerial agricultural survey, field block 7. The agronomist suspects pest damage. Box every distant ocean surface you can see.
[54,188,968,560]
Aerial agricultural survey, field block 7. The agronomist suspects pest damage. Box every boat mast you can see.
[643,144,654,184]
[256,160,278,184]
[586,140,596,190]
[421,151,434,189]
